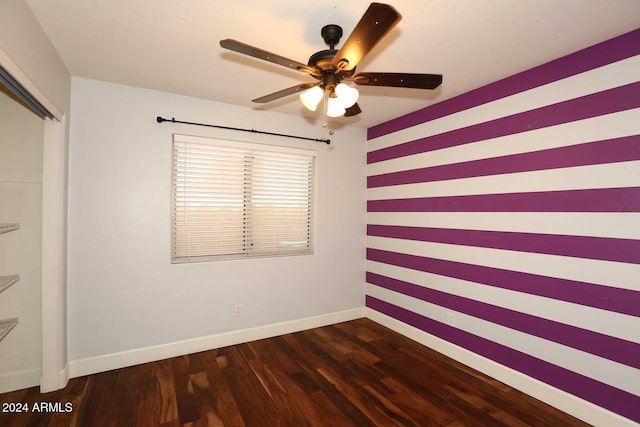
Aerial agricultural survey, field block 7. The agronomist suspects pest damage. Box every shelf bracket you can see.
[0,275,19,294]
[0,318,18,343]
[0,223,20,235]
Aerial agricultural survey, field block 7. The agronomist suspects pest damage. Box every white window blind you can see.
[172,134,315,263]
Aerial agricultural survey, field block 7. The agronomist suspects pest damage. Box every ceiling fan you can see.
[220,2,442,125]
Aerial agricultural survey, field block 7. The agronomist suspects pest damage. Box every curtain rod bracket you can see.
[156,116,330,144]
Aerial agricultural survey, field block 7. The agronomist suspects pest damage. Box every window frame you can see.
[171,134,317,263]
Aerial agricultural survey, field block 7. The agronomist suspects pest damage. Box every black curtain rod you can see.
[156,116,331,145]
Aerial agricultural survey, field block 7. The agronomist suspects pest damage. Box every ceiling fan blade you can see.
[344,103,362,117]
[354,72,443,89]
[331,3,401,71]
[252,83,319,103]
[220,39,320,76]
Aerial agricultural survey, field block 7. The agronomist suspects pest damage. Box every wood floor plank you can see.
[132,362,161,427]
[0,387,35,427]
[188,370,224,426]
[197,349,246,427]
[63,376,94,427]
[261,335,356,426]
[380,376,457,426]
[79,369,123,427]
[170,355,200,425]
[218,346,284,426]
[303,327,420,425]
[115,362,145,427]
[0,319,591,426]
[281,332,378,426]
[156,359,179,424]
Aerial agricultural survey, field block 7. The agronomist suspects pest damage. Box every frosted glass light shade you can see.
[299,86,323,111]
[334,83,359,108]
[327,97,346,117]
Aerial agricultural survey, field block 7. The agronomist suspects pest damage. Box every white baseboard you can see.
[365,308,636,427]
[39,364,70,394]
[0,368,41,394]
[69,307,365,379]
[57,364,70,389]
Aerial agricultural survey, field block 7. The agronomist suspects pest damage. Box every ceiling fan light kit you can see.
[299,86,324,111]
[220,2,443,132]
[334,83,359,108]
[327,96,346,118]
[301,82,358,118]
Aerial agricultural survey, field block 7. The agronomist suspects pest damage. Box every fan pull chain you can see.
[321,91,335,135]
[321,91,328,129]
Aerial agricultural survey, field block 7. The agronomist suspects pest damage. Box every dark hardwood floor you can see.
[0,318,589,426]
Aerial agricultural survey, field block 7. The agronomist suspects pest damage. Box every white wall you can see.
[67,77,366,371]
[0,89,44,392]
[0,0,70,115]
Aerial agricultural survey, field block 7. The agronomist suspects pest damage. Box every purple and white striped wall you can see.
[366,28,640,425]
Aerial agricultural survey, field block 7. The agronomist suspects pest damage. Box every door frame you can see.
[0,47,68,392]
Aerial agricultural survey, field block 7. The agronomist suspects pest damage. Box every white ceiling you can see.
[25,0,640,129]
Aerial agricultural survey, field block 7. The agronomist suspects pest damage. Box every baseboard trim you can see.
[69,307,365,379]
[365,308,636,427]
[57,364,70,389]
[0,368,41,394]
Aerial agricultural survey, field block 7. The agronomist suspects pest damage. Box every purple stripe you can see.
[367,272,640,369]
[366,248,640,317]
[368,29,640,140]
[367,82,640,164]
[368,135,640,188]
[367,187,640,213]
[367,225,640,265]
[366,296,640,423]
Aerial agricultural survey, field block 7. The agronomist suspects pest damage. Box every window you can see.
[171,134,315,263]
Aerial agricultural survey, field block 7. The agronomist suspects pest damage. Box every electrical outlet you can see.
[234,304,242,317]
[446,312,456,327]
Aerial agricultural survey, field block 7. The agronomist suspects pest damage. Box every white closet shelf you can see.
[0,318,18,343]
[0,223,20,235]
[0,275,19,294]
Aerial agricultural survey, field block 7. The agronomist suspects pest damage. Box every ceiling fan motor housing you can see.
[308,49,337,68]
